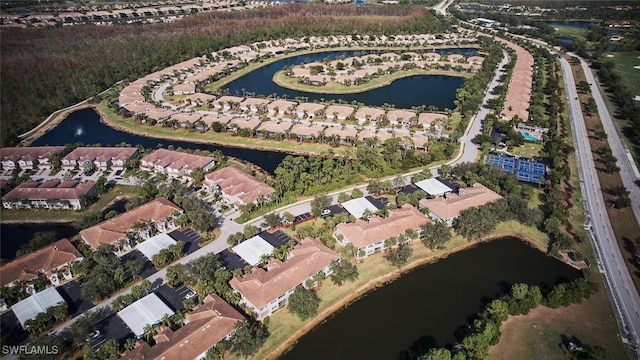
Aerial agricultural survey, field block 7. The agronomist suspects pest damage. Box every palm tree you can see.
[273,245,290,261]
[125,338,137,351]
[171,310,186,327]
[161,313,174,329]
[143,323,158,342]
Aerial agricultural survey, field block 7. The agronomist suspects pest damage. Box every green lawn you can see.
[553,25,588,40]
[602,50,640,96]
[0,185,139,222]
[510,142,543,158]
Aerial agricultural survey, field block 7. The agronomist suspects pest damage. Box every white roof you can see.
[415,178,453,196]
[341,198,379,219]
[118,293,174,337]
[232,235,275,266]
[12,287,65,327]
[136,233,177,260]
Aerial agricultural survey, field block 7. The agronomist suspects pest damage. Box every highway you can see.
[560,56,640,357]
[578,58,640,227]
[432,0,640,354]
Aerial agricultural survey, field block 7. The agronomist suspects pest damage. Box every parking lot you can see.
[218,249,249,270]
[259,229,294,248]
[58,281,96,317]
[90,313,132,350]
[293,212,312,224]
[155,284,196,311]
[0,310,29,346]
[169,228,202,255]
[120,250,157,279]
[323,204,347,217]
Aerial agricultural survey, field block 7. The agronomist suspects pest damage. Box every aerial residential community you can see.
[1,0,640,360]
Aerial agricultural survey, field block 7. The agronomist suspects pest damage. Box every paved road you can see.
[578,58,640,226]
[560,55,640,357]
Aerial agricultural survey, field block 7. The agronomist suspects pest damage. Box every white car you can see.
[185,290,197,300]
[86,330,101,342]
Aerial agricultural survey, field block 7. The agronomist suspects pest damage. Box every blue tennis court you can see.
[486,154,547,184]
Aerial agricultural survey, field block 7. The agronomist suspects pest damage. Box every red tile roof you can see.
[2,179,95,202]
[204,166,274,205]
[418,183,503,221]
[336,204,430,249]
[118,294,245,360]
[80,198,182,250]
[0,146,65,165]
[230,237,339,310]
[0,239,82,286]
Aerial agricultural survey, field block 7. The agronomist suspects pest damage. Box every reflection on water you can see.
[280,238,580,360]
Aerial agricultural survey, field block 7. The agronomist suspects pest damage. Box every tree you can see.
[421,348,453,360]
[337,192,350,203]
[287,285,320,320]
[420,221,452,250]
[143,323,158,342]
[263,213,281,228]
[191,167,205,186]
[310,193,332,216]
[385,243,412,268]
[330,259,359,286]
[229,321,269,357]
[99,339,121,359]
[282,211,295,225]
[351,188,363,199]
[243,225,259,239]
[486,299,509,323]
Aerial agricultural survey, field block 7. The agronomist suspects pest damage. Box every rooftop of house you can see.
[0,239,82,287]
[140,149,215,171]
[0,146,65,163]
[257,120,292,134]
[204,166,275,205]
[230,237,339,309]
[336,204,430,249]
[419,183,503,221]
[119,293,245,360]
[80,198,182,249]
[63,147,138,163]
[2,179,96,202]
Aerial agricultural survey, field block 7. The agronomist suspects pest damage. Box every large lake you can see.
[279,238,580,360]
[222,49,473,110]
[32,49,475,173]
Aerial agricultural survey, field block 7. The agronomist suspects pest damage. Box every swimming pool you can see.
[520,132,538,141]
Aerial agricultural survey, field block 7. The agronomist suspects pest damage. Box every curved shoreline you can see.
[272,69,470,95]
[264,232,562,360]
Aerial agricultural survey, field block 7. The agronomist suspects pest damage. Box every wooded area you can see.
[1,4,449,147]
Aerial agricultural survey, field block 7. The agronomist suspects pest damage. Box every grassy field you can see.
[602,50,640,97]
[509,142,543,159]
[553,25,588,40]
[489,280,627,360]
[0,184,139,222]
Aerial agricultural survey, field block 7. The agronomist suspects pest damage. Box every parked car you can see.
[86,330,101,342]
[185,290,197,300]
[321,209,332,217]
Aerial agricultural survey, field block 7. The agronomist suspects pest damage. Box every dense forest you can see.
[0,4,449,147]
